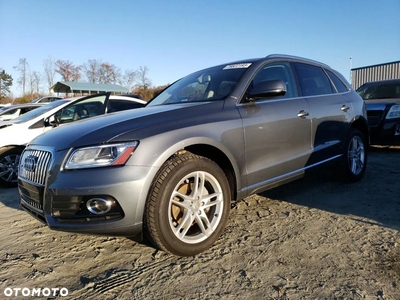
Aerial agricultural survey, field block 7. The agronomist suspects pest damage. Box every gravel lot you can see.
[1,146,399,299]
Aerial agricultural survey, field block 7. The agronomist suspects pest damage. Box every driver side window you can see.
[251,62,297,99]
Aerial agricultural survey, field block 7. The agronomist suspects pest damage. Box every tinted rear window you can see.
[294,63,334,96]
[326,70,349,93]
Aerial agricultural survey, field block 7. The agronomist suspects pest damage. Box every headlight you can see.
[64,142,139,170]
[386,105,400,119]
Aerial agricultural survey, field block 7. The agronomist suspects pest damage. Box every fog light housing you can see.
[395,124,400,136]
[86,198,113,215]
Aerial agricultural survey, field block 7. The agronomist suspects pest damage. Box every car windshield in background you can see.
[356,81,400,100]
[12,100,70,124]
[147,63,252,107]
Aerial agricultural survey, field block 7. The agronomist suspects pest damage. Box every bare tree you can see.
[43,56,56,91]
[98,63,121,84]
[13,58,29,94]
[82,59,101,83]
[55,60,81,82]
[120,69,137,92]
[31,71,41,94]
[27,70,41,100]
[136,66,152,89]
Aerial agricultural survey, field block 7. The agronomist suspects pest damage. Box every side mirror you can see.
[247,79,286,101]
[45,115,57,127]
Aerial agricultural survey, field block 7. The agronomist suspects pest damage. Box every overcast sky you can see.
[1,0,399,96]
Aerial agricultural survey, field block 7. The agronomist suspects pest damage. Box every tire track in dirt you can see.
[67,255,176,299]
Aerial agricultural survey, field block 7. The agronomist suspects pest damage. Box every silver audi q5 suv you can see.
[19,54,369,256]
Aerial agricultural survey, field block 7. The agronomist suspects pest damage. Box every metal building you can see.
[351,60,400,90]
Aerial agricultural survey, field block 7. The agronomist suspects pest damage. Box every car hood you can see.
[30,101,225,151]
[365,98,400,111]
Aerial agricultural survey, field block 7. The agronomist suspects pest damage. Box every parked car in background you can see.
[356,78,400,145]
[0,104,12,109]
[0,103,43,121]
[120,94,143,100]
[0,93,146,187]
[18,54,368,256]
[31,96,63,103]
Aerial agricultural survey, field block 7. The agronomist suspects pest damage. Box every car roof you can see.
[360,78,400,86]
[119,94,143,100]
[0,103,44,110]
[193,54,332,77]
[109,95,147,104]
[48,94,146,104]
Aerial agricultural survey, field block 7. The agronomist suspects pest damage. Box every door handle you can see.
[297,110,309,118]
[341,105,350,112]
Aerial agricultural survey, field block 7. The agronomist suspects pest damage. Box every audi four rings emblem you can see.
[24,155,38,172]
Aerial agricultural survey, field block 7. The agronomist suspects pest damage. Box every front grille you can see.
[19,179,46,222]
[19,180,44,209]
[19,149,52,186]
[18,148,52,223]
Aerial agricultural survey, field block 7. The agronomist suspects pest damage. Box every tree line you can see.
[0,57,168,103]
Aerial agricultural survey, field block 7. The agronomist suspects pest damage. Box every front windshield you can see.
[356,81,400,100]
[12,100,69,124]
[147,63,252,107]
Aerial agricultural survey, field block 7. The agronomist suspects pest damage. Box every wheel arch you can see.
[0,144,26,154]
[140,137,241,202]
[350,115,369,146]
[185,143,238,201]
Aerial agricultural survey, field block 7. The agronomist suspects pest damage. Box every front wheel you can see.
[339,128,367,182]
[0,147,23,188]
[144,153,231,256]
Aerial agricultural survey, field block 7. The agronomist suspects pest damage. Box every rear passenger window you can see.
[294,63,333,96]
[325,69,349,93]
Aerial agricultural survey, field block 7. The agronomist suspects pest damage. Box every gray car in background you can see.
[18,54,368,256]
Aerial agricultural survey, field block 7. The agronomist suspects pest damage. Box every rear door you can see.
[294,63,353,164]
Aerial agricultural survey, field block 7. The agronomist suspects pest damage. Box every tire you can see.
[0,147,23,188]
[339,128,367,182]
[144,153,231,256]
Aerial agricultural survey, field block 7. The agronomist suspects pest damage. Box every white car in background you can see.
[31,96,63,103]
[0,93,146,187]
[0,103,44,121]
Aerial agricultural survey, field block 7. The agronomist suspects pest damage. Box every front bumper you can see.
[369,118,400,145]
[19,159,155,236]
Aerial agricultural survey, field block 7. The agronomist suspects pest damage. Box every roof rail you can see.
[265,54,330,68]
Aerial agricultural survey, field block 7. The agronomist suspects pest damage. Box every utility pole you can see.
[349,57,353,86]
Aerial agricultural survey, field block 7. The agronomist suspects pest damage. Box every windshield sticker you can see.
[223,63,252,70]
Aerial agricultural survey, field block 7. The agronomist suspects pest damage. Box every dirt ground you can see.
[0,146,399,299]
